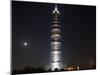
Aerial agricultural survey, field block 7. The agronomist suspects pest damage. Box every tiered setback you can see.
[50,4,63,71]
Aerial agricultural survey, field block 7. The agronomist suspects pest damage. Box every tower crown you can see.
[52,4,60,15]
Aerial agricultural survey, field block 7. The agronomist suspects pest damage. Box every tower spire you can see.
[55,4,57,10]
[52,4,60,14]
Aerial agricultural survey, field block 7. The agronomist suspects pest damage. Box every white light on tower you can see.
[50,4,63,71]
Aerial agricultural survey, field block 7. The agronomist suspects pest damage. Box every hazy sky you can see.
[12,1,96,70]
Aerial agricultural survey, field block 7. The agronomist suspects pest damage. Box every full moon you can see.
[24,42,28,46]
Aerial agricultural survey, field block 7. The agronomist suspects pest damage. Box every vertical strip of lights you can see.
[50,4,62,71]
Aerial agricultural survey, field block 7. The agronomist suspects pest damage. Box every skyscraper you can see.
[50,4,63,71]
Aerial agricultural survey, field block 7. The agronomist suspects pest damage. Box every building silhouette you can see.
[49,4,63,71]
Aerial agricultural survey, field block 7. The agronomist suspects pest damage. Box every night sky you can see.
[12,1,96,70]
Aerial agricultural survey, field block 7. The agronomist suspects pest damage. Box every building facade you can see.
[50,4,63,71]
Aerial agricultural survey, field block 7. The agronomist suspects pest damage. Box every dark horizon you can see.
[12,1,96,71]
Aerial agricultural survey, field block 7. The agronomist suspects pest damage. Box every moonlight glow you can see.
[24,42,28,46]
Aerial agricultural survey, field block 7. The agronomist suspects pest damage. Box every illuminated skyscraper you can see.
[50,4,63,71]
